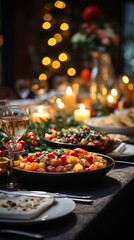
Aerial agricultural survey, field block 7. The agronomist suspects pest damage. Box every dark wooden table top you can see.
[0,161,134,240]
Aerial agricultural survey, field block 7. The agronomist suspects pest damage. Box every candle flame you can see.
[66,86,72,95]
[80,104,85,111]
[38,105,44,114]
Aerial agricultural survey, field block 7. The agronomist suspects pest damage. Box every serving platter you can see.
[87,118,134,137]
[44,139,121,154]
[14,153,115,187]
[86,108,134,137]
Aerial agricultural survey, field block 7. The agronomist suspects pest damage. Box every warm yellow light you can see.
[56,98,65,109]
[42,22,51,29]
[128,83,134,90]
[60,23,69,31]
[80,104,86,111]
[38,74,47,81]
[43,13,52,21]
[48,38,56,46]
[54,1,66,9]
[72,83,79,93]
[52,60,61,69]
[111,88,117,97]
[122,75,129,84]
[107,95,114,103]
[102,87,107,95]
[54,33,63,42]
[42,57,51,65]
[56,98,62,104]
[58,53,67,61]
[67,68,76,76]
[66,86,72,95]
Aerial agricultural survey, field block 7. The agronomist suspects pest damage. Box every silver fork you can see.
[0,190,93,203]
[31,191,92,199]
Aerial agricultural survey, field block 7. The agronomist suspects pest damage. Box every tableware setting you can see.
[0,105,30,189]
[0,191,55,220]
[108,142,134,161]
[0,229,44,239]
[86,107,134,137]
[44,125,122,154]
[0,189,92,199]
[13,148,115,188]
[0,192,76,225]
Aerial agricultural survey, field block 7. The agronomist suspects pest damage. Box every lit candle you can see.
[74,104,90,122]
[31,105,51,123]
[62,87,76,115]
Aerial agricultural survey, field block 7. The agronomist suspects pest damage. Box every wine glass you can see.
[15,79,31,99]
[1,105,30,189]
[31,78,48,100]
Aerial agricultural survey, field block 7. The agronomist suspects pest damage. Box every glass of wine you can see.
[1,105,30,189]
[15,79,31,99]
[31,78,48,100]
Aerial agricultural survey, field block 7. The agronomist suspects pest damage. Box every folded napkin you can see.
[108,142,126,157]
[0,193,55,220]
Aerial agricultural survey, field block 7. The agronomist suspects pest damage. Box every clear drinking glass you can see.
[1,105,30,189]
[15,79,31,99]
[31,78,48,100]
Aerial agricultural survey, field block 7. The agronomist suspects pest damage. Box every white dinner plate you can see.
[0,197,76,225]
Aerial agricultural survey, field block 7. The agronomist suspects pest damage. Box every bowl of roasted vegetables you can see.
[14,147,115,187]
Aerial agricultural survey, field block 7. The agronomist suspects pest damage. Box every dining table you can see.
[0,144,134,240]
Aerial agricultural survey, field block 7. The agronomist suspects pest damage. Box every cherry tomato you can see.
[86,155,93,163]
[27,132,36,138]
[70,150,78,157]
[16,142,23,151]
[31,141,38,147]
[35,152,42,157]
[47,152,55,158]
[26,155,35,162]
[60,154,67,162]
[19,140,26,147]
[29,135,37,141]
[0,150,6,155]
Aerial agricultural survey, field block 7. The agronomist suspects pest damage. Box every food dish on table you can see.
[0,197,76,225]
[14,148,115,185]
[86,108,134,136]
[44,125,121,154]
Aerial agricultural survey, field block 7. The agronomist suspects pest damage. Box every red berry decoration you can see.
[80,68,91,82]
[82,5,102,22]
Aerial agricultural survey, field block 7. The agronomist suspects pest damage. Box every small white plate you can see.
[0,197,76,225]
[0,194,55,220]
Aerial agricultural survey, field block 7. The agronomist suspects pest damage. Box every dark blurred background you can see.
[0,0,133,98]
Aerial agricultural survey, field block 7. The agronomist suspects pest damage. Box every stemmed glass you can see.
[15,79,31,99]
[1,105,30,189]
[31,78,48,100]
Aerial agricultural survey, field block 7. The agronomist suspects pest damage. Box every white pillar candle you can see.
[31,105,51,123]
[62,87,76,115]
[74,104,90,122]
